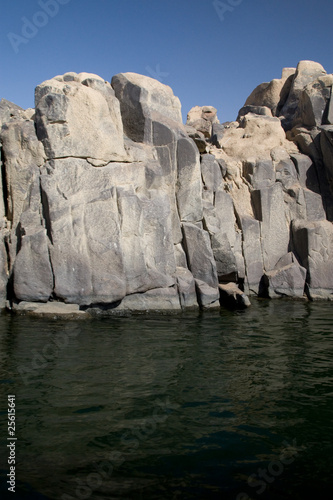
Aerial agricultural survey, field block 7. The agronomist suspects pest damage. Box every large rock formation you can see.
[0,60,333,314]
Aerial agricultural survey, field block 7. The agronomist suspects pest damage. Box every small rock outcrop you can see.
[1,60,333,315]
[218,283,251,309]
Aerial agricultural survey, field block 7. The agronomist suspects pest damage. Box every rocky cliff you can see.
[0,60,332,315]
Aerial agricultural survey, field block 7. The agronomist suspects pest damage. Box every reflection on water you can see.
[0,299,333,499]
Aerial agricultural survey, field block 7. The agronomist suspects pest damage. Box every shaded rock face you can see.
[1,60,333,312]
[111,72,182,143]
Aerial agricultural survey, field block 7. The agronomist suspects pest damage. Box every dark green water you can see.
[0,299,333,500]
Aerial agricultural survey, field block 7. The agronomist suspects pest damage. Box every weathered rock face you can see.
[0,236,7,309]
[279,61,327,130]
[240,216,264,295]
[35,73,128,164]
[244,67,295,116]
[111,72,182,143]
[292,220,333,299]
[261,253,307,299]
[1,119,45,228]
[186,106,219,138]
[298,75,333,128]
[0,72,209,312]
[0,99,25,127]
[1,60,333,313]
[252,183,290,271]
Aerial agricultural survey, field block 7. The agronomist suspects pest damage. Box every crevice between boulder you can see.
[39,178,53,245]
[0,145,9,220]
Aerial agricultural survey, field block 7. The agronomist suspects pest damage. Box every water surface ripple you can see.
[0,299,333,499]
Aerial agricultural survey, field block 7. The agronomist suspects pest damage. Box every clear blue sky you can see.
[1,0,332,123]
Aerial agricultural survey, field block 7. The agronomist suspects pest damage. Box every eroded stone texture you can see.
[0,118,45,228]
[185,125,207,153]
[216,113,297,161]
[262,253,307,299]
[0,145,5,227]
[117,187,176,295]
[2,62,333,312]
[111,72,182,143]
[0,233,7,309]
[252,183,290,271]
[35,73,128,163]
[13,229,53,302]
[201,154,224,194]
[291,153,320,191]
[112,287,181,313]
[182,222,218,288]
[320,125,333,180]
[292,219,333,299]
[0,99,25,127]
[176,267,198,310]
[240,216,264,295]
[186,105,219,138]
[243,159,276,189]
[195,279,220,310]
[244,67,295,116]
[327,88,333,125]
[280,60,327,130]
[12,301,88,319]
[41,160,126,305]
[37,159,176,305]
[298,75,333,128]
[176,137,203,222]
